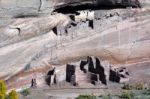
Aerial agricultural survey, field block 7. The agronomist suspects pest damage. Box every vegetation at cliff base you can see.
[0,80,18,99]
[120,91,134,99]
[0,80,7,96]
[76,94,97,99]
[21,88,30,96]
[122,83,146,90]
[9,90,18,99]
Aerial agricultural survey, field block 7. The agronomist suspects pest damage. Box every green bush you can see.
[122,84,133,90]
[135,83,144,90]
[9,90,18,99]
[5,94,11,99]
[21,88,30,96]
[120,91,134,99]
[122,83,146,90]
[76,95,97,99]
[102,94,112,99]
[143,89,150,95]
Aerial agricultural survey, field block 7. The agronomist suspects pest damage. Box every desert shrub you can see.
[120,91,134,99]
[143,89,150,95]
[102,94,112,99]
[122,84,133,90]
[9,90,18,99]
[76,95,97,99]
[122,83,146,90]
[135,83,144,90]
[146,89,150,94]
[0,80,7,95]
[21,88,30,96]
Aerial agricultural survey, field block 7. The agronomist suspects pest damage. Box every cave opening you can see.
[66,64,76,82]
[54,4,125,14]
[53,0,141,14]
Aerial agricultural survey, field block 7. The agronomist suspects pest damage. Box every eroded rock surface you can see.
[0,13,70,80]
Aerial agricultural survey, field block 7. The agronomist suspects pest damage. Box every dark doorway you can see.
[66,64,76,82]
[89,20,94,29]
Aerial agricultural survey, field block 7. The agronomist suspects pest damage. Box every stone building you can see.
[109,67,130,83]
[65,56,111,86]
[46,56,130,87]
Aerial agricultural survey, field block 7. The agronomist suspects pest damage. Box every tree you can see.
[0,80,7,95]
[0,80,18,99]
[9,90,18,99]
[0,93,5,99]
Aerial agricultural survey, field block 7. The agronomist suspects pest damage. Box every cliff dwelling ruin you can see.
[46,56,130,88]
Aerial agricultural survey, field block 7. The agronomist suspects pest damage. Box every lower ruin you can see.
[45,56,130,88]
[109,67,130,83]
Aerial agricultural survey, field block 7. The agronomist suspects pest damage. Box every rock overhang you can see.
[0,0,142,18]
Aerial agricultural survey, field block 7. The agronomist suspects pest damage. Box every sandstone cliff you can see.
[0,0,149,89]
